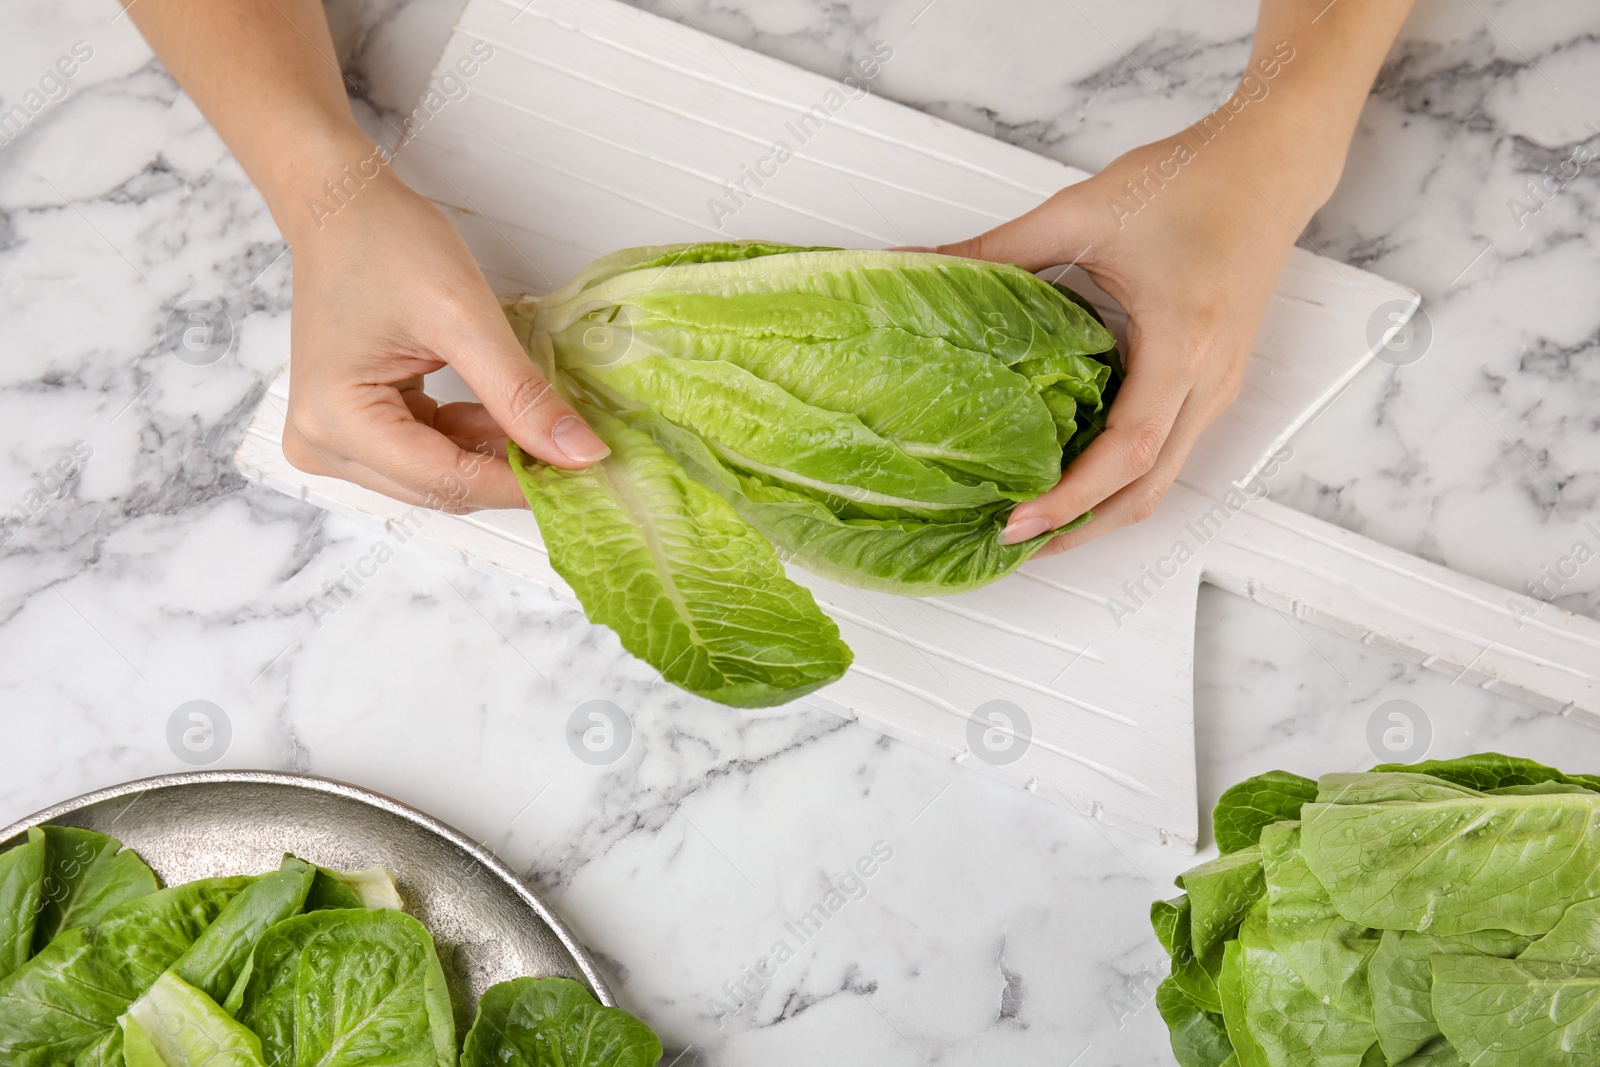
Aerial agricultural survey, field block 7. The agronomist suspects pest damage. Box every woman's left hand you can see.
[942,111,1335,554]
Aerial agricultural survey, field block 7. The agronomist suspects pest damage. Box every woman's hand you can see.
[942,0,1415,554]
[280,156,607,512]
[122,0,607,513]
[950,114,1324,553]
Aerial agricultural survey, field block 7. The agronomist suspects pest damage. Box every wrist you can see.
[1219,31,1392,220]
[261,121,401,246]
[1193,69,1353,228]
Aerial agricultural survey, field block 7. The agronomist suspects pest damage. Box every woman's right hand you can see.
[280,145,608,512]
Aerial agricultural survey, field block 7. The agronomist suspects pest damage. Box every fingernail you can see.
[999,515,1052,545]
[552,416,610,463]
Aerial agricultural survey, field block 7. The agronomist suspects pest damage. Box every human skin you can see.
[122,0,609,512]
[963,0,1419,552]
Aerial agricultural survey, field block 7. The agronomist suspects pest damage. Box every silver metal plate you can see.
[0,770,613,1031]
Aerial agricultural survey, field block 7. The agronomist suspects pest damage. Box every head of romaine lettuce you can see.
[504,242,1120,706]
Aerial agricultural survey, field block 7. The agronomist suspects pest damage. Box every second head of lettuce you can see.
[503,242,1119,707]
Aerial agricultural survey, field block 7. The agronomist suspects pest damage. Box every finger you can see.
[396,377,438,423]
[354,407,528,510]
[286,392,528,511]
[395,379,509,455]
[1034,455,1183,557]
[935,187,1100,272]
[1034,390,1218,555]
[434,402,510,455]
[999,364,1187,544]
[446,315,609,470]
[283,416,450,506]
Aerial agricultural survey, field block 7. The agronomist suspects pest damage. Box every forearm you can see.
[1198,0,1416,226]
[122,0,373,242]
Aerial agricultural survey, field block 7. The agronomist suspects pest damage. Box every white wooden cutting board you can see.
[236,0,1600,849]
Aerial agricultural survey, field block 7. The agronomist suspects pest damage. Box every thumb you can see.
[451,323,610,470]
[936,185,1100,272]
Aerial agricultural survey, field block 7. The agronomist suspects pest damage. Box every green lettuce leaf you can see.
[1212,770,1318,854]
[1314,771,1482,805]
[1433,954,1600,1066]
[522,241,838,309]
[165,855,314,1004]
[1258,821,1380,1021]
[1161,757,1600,1067]
[544,246,1114,507]
[1037,386,1081,447]
[234,908,455,1067]
[508,410,851,707]
[461,976,661,1067]
[1368,928,1531,1062]
[1218,941,1267,1067]
[1153,895,1221,1012]
[303,870,364,912]
[596,302,1067,494]
[1155,978,1234,1067]
[636,411,1066,594]
[501,243,1121,700]
[1230,906,1377,1067]
[1488,780,1598,795]
[303,865,402,912]
[0,828,46,980]
[1300,787,1600,935]
[0,876,250,1066]
[537,247,1116,378]
[1520,897,1600,967]
[580,354,1012,518]
[1372,752,1600,793]
[1395,1038,1466,1066]
[1153,895,1186,958]
[32,825,160,951]
[225,861,396,1016]
[121,972,266,1067]
[1179,846,1265,963]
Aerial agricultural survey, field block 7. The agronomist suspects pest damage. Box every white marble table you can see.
[2,1,1597,1063]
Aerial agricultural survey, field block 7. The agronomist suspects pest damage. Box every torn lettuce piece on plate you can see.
[0,828,668,1067]
[461,976,662,1067]
[502,242,1120,705]
[233,908,456,1067]
[166,854,316,1005]
[121,972,267,1067]
[0,875,252,1066]
[304,863,403,912]
[0,827,46,981]
[31,825,160,951]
